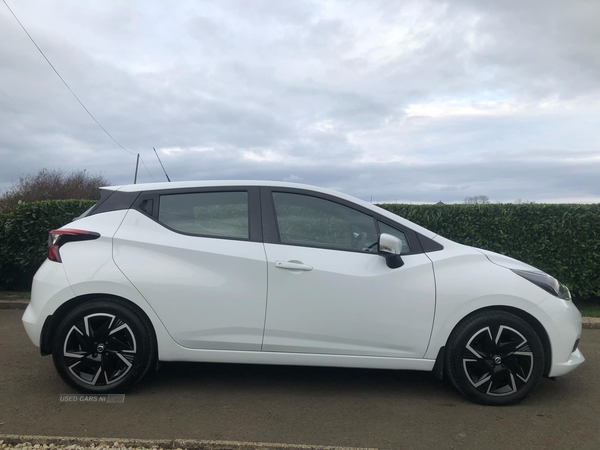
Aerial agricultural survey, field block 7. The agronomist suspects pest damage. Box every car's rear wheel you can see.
[52,299,156,393]
[445,310,545,406]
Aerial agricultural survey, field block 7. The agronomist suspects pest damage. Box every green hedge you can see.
[0,200,96,290]
[378,203,600,301]
[1,200,598,303]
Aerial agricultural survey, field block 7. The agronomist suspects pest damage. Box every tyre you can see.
[445,310,545,406]
[52,299,156,393]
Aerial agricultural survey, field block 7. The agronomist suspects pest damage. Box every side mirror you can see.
[378,233,404,269]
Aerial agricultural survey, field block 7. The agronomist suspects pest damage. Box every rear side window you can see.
[272,192,378,252]
[158,191,249,239]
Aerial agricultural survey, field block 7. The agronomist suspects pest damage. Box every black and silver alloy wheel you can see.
[63,313,137,386]
[446,310,545,406]
[53,299,156,393]
[462,325,533,396]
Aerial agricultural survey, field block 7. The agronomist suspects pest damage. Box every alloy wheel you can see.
[63,313,137,386]
[462,325,534,396]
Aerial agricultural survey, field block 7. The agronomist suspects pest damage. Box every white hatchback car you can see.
[22,181,583,405]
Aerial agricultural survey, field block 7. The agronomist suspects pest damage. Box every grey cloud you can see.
[1,0,599,203]
[156,145,600,204]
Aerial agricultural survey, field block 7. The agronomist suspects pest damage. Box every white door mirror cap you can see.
[379,233,403,256]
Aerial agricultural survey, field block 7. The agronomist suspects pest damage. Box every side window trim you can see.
[131,186,263,243]
[260,187,423,255]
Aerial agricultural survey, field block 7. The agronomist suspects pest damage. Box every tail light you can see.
[48,228,100,263]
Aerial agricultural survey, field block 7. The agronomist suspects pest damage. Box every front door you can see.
[261,190,436,358]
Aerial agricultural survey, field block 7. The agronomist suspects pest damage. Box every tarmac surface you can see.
[1,310,599,449]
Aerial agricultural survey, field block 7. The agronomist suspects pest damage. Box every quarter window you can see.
[158,191,249,239]
[272,192,378,252]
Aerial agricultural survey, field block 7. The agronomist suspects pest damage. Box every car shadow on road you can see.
[138,360,462,401]
[133,359,585,408]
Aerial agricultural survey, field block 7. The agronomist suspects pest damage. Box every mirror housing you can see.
[378,233,404,269]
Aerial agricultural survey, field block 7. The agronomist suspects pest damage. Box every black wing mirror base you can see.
[385,254,404,269]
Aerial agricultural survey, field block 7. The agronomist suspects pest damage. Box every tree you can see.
[514,199,537,204]
[464,195,490,205]
[0,169,109,212]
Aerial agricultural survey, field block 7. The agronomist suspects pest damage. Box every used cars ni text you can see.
[22,181,583,405]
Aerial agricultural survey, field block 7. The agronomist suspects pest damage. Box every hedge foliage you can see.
[378,203,600,301]
[0,200,95,290]
[1,200,598,303]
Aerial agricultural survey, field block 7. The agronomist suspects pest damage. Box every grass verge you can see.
[576,303,600,318]
[0,290,31,301]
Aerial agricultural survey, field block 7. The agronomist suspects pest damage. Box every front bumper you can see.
[551,348,585,377]
[528,296,584,377]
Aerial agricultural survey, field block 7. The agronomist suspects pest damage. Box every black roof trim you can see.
[416,233,444,252]
[88,190,140,217]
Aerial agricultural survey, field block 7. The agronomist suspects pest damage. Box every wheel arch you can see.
[40,293,158,358]
[438,305,552,378]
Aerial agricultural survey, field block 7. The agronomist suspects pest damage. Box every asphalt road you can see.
[1,310,599,450]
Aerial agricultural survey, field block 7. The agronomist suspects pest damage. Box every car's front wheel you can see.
[52,299,156,393]
[445,310,545,405]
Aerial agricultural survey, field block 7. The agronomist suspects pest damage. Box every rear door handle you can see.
[275,260,313,271]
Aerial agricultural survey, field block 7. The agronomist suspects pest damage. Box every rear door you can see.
[260,188,436,358]
[113,187,268,351]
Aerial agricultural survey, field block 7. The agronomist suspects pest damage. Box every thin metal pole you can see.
[153,147,171,182]
[134,153,140,184]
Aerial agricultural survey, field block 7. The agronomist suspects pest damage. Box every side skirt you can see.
[159,347,436,372]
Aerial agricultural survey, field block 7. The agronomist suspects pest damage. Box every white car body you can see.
[22,181,583,383]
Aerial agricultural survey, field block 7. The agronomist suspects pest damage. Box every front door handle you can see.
[275,260,313,271]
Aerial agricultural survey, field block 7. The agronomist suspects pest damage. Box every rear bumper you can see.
[22,307,42,347]
[22,259,74,349]
[528,296,584,377]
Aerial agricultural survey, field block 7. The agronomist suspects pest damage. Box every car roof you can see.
[103,180,437,239]
[105,180,340,193]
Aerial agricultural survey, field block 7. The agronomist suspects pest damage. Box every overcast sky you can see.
[1,0,599,203]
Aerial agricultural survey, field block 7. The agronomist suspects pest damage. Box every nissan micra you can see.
[22,181,583,405]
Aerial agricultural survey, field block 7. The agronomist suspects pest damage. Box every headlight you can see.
[511,269,571,301]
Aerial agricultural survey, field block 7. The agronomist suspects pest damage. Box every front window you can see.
[272,192,378,252]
